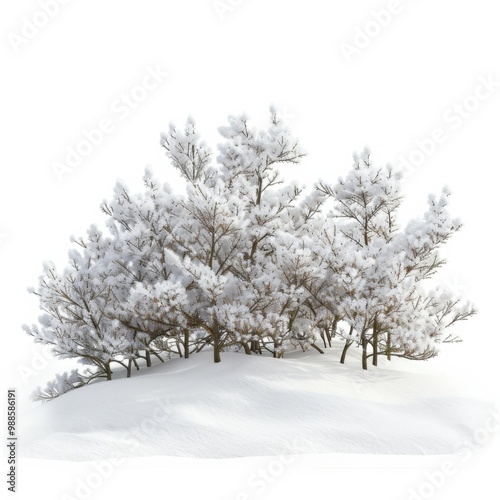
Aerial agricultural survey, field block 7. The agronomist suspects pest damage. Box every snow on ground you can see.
[20,344,495,462]
[20,448,500,500]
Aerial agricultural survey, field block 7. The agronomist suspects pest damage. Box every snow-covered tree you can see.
[100,171,194,363]
[151,108,314,361]
[314,149,475,369]
[23,226,140,381]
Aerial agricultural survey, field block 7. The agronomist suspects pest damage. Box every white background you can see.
[1,1,499,499]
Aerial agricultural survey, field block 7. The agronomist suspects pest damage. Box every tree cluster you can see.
[24,108,476,400]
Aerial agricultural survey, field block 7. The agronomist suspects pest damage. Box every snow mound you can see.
[21,348,493,461]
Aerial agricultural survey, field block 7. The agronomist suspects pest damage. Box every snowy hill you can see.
[21,346,493,462]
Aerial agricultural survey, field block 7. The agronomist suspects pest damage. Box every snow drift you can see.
[21,347,493,461]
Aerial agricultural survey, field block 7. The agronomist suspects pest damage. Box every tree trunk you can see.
[184,329,190,359]
[340,340,353,364]
[214,343,221,363]
[242,342,251,355]
[145,350,152,367]
[256,341,262,354]
[273,341,282,359]
[361,331,368,370]
[127,359,132,378]
[372,319,378,367]
[105,363,112,381]
[327,319,337,347]
[386,333,391,361]
[212,319,222,363]
[331,318,338,337]
[310,343,324,354]
[320,331,327,348]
